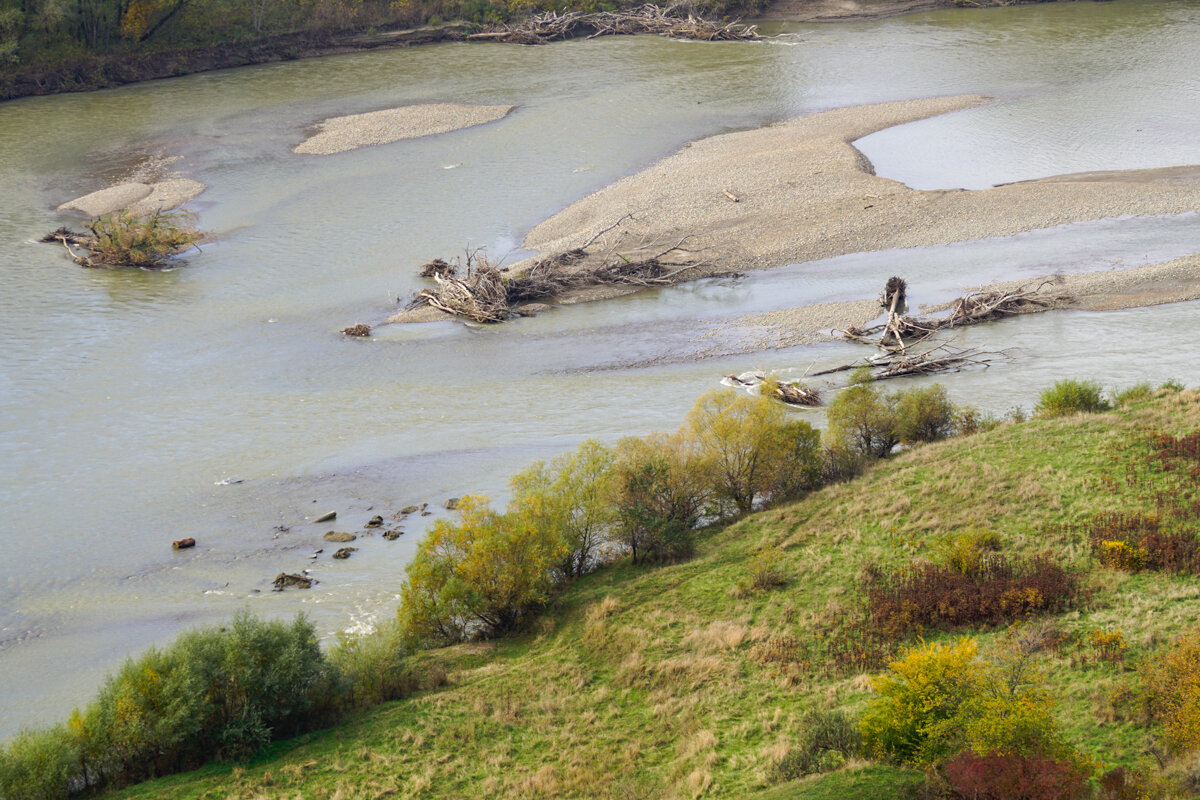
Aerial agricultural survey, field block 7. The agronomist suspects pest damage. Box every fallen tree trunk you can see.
[811,342,1013,381]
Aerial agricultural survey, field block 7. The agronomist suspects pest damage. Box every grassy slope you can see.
[112,390,1200,800]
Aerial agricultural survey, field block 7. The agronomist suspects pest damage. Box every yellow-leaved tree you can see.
[399,495,566,647]
[509,439,617,581]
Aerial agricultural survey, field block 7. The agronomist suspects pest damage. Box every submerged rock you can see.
[332,547,358,560]
[444,497,460,510]
[400,505,420,515]
[383,529,404,540]
[323,531,357,542]
[273,572,314,590]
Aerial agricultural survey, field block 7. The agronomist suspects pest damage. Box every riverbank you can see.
[0,0,1090,102]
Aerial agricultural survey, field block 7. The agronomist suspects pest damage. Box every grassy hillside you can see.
[107,389,1200,799]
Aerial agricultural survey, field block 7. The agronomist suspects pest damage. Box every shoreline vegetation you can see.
[2,0,1100,102]
[5,381,1199,799]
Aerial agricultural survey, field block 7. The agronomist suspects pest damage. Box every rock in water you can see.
[365,515,383,527]
[342,323,371,337]
[314,510,337,523]
[274,573,314,590]
[172,537,196,549]
[400,505,420,515]
[383,529,404,540]
[444,497,461,510]
[332,547,358,560]
[323,531,357,542]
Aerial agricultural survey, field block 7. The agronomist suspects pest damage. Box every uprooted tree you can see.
[41,211,202,269]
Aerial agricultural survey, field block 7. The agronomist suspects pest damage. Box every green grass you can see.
[108,389,1200,799]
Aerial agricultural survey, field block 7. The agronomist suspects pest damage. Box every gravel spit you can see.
[294,103,515,155]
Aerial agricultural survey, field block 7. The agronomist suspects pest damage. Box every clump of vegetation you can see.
[733,544,788,597]
[825,373,974,460]
[774,709,861,779]
[1034,379,1110,418]
[860,639,1085,779]
[43,212,201,269]
[864,550,1076,635]
[0,613,343,799]
[1145,629,1200,757]
[399,494,566,645]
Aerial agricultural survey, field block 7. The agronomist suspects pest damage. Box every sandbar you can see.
[294,103,515,155]
[58,178,206,217]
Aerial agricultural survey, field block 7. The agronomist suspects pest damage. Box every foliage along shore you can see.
[1,0,1082,101]
[5,376,1200,799]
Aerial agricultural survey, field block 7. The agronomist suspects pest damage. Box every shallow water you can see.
[1,0,1199,738]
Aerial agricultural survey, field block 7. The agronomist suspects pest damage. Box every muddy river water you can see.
[1,0,1197,738]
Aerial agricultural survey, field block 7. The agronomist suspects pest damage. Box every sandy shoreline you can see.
[294,103,515,155]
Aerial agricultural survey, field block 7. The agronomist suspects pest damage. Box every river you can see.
[1,0,1197,739]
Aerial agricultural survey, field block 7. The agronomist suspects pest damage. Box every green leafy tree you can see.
[825,378,900,459]
[610,433,707,564]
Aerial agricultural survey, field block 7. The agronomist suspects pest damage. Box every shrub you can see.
[509,439,617,580]
[329,618,415,711]
[775,709,861,779]
[864,554,1076,635]
[1146,629,1200,756]
[859,639,987,766]
[861,639,1080,770]
[1034,379,1110,418]
[610,433,707,564]
[0,726,78,800]
[1085,511,1200,574]
[1113,382,1154,407]
[944,751,1090,800]
[734,545,787,596]
[84,211,202,268]
[894,385,958,444]
[931,527,1002,575]
[825,379,899,459]
[399,495,566,645]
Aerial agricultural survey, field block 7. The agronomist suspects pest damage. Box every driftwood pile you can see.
[409,217,705,323]
[466,4,763,45]
[812,342,1013,381]
[725,372,823,407]
[843,278,1068,351]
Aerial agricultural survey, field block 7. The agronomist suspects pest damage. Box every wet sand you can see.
[294,103,515,155]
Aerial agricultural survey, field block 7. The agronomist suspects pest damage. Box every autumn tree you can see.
[509,439,617,580]
[398,495,566,646]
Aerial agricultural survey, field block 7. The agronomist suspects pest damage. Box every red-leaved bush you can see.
[945,751,1090,800]
[864,555,1076,634]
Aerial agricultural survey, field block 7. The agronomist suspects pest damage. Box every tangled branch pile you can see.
[466,4,762,45]
[409,219,705,323]
[844,280,1069,350]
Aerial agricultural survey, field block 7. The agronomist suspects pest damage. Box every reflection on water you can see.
[1,0,1199,738]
